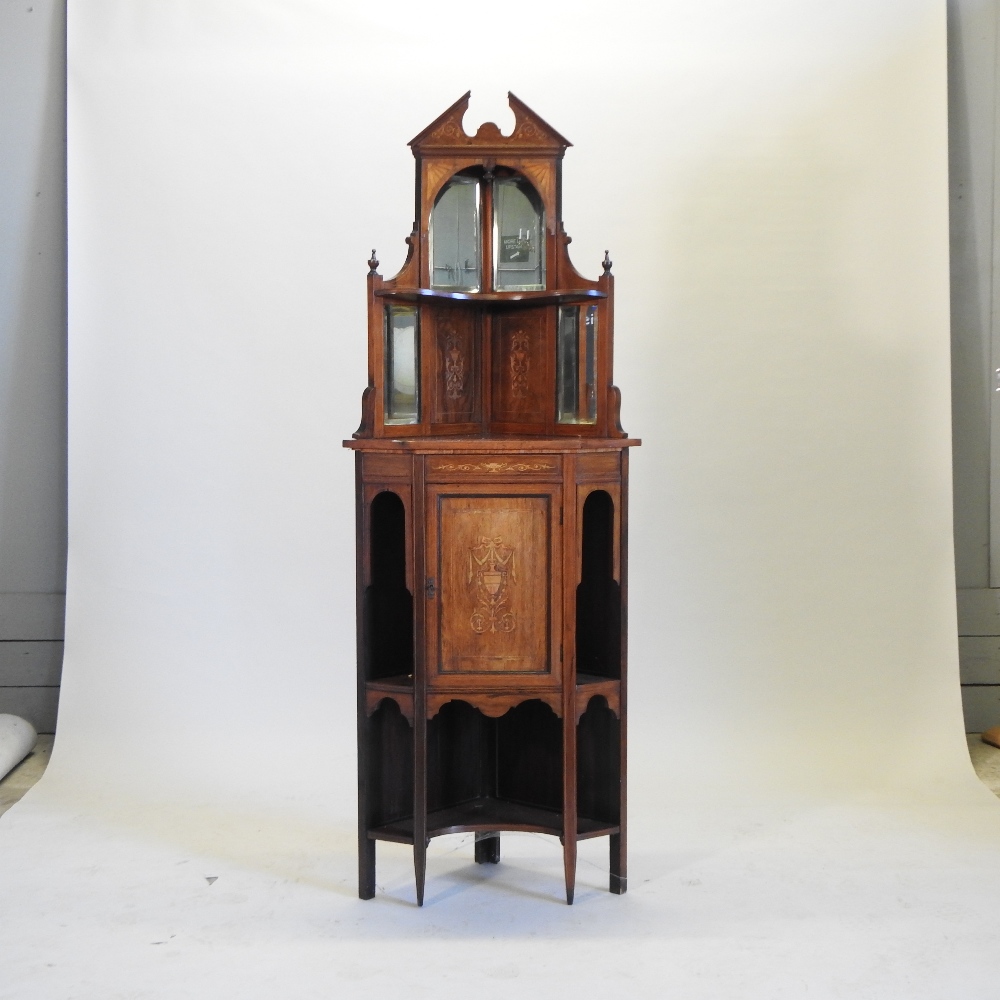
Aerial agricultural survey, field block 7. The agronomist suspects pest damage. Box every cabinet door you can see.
[425,484,562,690]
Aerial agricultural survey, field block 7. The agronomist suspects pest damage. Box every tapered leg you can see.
[609,832,626,894]
[563,707,578,905]
[359,835,376,899]
[475,832,500,864]
[414,839,427,906]
[563,837,577,905]
[414,700,427,906]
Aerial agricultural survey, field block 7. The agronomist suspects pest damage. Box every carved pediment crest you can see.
[409,92,571,155]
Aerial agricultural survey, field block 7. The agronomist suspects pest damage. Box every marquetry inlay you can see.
[468,535,516,634]
[442,328,466,400]
[510,330,530,398]
[434,460,554,474]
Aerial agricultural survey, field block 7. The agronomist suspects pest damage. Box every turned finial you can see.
[602,250,612,276]
[367,249,379,275]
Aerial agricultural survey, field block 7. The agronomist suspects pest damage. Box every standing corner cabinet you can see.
[344,92,639,905]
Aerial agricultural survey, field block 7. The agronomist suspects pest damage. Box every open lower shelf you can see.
[577,673,619,686]
[370,796,619,844]
[366,674,413,691]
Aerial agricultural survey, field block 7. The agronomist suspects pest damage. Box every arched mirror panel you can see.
[493,176,545,290]
[430,174,481,291]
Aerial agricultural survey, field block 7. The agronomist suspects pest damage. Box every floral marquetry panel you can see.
[426,489,561,686]
[491,307,551,429]
[429,304,479,426]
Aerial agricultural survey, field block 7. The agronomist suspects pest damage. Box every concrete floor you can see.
[2,733,1000,998]
[1,734,998,820]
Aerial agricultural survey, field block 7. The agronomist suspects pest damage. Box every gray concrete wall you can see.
[0,1,67,733]
[950,0,1000,732]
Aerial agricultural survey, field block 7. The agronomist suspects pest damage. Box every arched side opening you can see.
[496,699,562,812]
[367,698,414,829]
[577,696,621,827]
[364,491,413,682]
[576,490,621,680]
[427,700,489,813]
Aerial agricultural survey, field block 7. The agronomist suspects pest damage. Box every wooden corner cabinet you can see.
[344,92,639,905]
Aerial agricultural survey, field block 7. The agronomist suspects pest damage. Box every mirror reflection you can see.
[384,305,420,424]
[430,176,481,291]
[493,177,544,290]
[557,304,597,424]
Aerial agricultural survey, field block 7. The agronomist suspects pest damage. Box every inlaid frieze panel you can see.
[425,455,559,482]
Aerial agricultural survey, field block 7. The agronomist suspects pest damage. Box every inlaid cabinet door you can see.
[424,483,563,690]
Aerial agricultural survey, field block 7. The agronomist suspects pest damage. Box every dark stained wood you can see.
[367,699,414,830]
[371,799,618,842]
[347,94,638,905]
[411,455,428,905]
[562,658,578,905]
[427,700,489,812]
[365,492,413,682]
[428,690,562,719]
[577,699,621,825]
[355,453,375,899]
[496,700,562,811]
[474,832,501,864]
[576,489,621,683]
[560,452,578,905]
[575,676,621,723]
[365,674,414,723]
[611,450,630,895]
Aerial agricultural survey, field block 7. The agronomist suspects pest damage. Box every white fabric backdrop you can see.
[3,2,1000,996]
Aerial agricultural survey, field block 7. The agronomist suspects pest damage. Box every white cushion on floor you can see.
[0,716,37,782]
